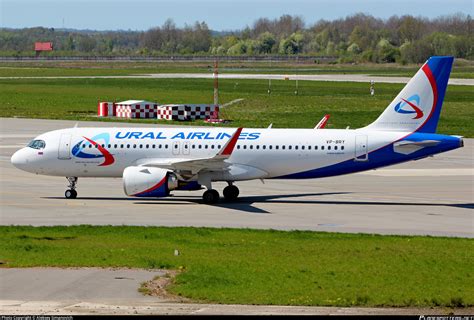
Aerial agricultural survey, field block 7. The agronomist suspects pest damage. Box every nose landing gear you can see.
[65,177,78,199]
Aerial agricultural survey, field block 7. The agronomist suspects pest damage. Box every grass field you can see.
[1,77,472,137]
[0,60,473,78]
[0,225,472,308]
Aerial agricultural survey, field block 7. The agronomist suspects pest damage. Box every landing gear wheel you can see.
[223,185,239,201]
[203,189,219,204]
[65,177,78,199]
[65,189,77,199]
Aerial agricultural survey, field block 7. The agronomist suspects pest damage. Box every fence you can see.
[0,55,337,63]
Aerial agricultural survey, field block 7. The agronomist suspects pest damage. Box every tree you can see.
[77,36,96,52]
[257,32,276,54]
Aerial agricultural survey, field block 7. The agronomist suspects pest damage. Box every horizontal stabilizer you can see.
[393,140,440,155]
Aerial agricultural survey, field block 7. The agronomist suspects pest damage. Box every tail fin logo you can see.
[394,94,424,119]
[71,133,115,166]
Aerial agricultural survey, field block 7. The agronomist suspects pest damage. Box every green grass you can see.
[0,225,472,308]
[1,77,472,137]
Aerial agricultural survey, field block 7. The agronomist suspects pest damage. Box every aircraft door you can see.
[354,135,368,161]
[172,141,180,155]
[182,141,190,155]
[58,134,72,160]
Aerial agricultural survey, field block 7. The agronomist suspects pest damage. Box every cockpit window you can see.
[27,140,46,149]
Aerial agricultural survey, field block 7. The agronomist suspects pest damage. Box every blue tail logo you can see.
[394,94,424,119]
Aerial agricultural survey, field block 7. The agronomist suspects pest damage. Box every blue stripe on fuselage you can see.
[275,133,462,179]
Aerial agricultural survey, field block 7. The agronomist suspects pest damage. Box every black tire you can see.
[223,185,239,201]
[65,189,77,199]
[203,189,219,204]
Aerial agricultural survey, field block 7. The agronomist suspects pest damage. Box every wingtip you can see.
[220,127,243,156]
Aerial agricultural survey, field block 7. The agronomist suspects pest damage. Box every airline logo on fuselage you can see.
[115,131,261,140]
[72,133,115,166]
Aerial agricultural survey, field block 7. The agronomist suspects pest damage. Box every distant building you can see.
[34,42,53,57]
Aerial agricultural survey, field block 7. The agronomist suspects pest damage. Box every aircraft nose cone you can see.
[11,149,27,169]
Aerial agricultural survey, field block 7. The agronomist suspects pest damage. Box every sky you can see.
[0,0,472,31]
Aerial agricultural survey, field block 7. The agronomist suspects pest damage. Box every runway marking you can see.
[358,168,473,177]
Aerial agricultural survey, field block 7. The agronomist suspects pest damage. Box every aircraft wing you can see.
[136,127,243,174]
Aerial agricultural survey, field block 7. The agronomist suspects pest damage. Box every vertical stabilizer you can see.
[366,56,453,133]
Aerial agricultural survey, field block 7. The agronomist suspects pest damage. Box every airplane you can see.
[11,56,463,204]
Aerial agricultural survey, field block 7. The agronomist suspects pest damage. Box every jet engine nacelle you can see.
[123,166,178,197]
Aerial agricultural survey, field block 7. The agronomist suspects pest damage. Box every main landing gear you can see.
[202,182,240,204]
[65,177,78,199]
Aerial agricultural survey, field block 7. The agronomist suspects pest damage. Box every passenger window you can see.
[256,145,260,150]
[328,146,331,150]
[335,146,338,150]
[127,144,130,148]
[139,144,143,149]
[184,144,188,149]
[82,144,86,148]
[269,145,272,150]
[295,146,298,150]
[288,146,292,150]
[315,145,318,150]
[101,144,105,148]
[321,146,325,150]
[89,144,92,148]
[276,145,279,150]
[282,145,286,150]
[192,145,195,149]
[263,145,266,150]
[308,146,311,150]
[205,145,208,149]
[159,144,162,149]
[152,145,156,149]
[218,145,221,149]
[165,145,168,149]
[146,144,149,149]
[108,144,111,148]
[211,145,215,149]
[250,145,253,149]
[198,145,202,149]
[243,145,247,149]
[341,146,345,150]
[237,145,240,149]
[301,146,305,150]
[120,144,124,149]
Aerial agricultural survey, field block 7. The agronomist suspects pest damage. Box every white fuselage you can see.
[11,126,412,180]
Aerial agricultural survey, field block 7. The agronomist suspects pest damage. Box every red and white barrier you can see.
[97,102,116,117]
[157,104,219,121]
[97,100,219,121]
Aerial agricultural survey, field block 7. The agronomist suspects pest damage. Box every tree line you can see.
[0,13,472,63]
